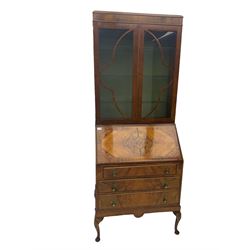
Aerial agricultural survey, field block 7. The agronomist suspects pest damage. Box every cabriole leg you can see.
[94,216,103,242]
[173,211,181,235]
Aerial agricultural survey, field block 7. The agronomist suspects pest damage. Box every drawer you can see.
[96,177,180,194]
[103,164,177,179]
[96,190,180,210]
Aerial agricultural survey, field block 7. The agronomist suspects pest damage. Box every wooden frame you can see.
[93,11,184,242]
[93,11,183,125]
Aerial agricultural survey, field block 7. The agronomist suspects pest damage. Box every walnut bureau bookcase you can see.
[93,11,183,242]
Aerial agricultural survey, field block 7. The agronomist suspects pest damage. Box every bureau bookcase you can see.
[93,11,183,241]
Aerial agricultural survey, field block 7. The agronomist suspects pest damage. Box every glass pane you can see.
[142,30,177,119]
[99,28,133,120]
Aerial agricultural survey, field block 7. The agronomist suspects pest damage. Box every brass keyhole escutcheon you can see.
[163,183,168,189]
[112,170,117,177]
[111,201,116,207]
[163,198,167,204]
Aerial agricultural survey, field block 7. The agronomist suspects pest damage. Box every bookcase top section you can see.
[93,11,183,26]
[96,124,182,164]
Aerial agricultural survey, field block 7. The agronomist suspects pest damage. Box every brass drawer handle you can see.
[163,183,168,189]
[111,201,116,207]
[163,198,167,204]
[164,169,170,175]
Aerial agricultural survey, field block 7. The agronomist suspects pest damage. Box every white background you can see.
[1,0,250,249]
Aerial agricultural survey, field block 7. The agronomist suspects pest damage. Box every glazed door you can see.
[140,27,180,121]
[94,24,182,124]
[94,24,136,122]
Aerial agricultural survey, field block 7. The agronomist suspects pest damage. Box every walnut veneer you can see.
[93,11,184,242]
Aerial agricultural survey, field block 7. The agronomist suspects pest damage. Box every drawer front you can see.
[103,164,177,179]
[96,190,180,210]
[97,177,180,194]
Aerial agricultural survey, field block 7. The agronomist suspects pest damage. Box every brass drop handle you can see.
[164,169,170,175]
[163,183,168,189]
[163,198,167,204]
[111,201,116,207]
[112,170,117,177]
[111,185,117,192]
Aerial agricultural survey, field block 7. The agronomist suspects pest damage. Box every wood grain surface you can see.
[96,124,182,164]
[93,11,184,241]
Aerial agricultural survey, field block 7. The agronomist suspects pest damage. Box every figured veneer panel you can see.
[96,177,180,193]
[96,190,180,209]
[93,11,183,26]
[103,164,177,179]
[96,124,182,164]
